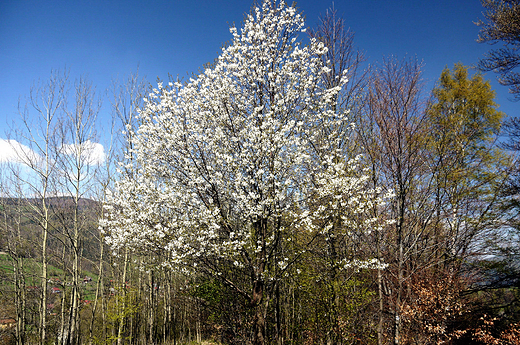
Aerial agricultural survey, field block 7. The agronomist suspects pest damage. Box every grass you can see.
[0,253,100,300]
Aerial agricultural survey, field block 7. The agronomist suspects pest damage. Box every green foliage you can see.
[193,279,223,310]
[429,63,504,147]
[191,276,252,343]
[291,254,377,344]
[427,63,505,184]
[426,64,510,259]
[99,286,141,344]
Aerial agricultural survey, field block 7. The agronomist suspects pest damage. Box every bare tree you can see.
[8,70,67,344]
[0,165,28,345]
[477,0,520,99]
[308,5,368,156]
[53,76,101,345]
[357,57,433,345]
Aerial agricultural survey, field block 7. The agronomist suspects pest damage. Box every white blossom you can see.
[340,258,389,272]
[102,0,390,277]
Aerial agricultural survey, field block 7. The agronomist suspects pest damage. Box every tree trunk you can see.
[66,201,80,345]
[252,278,265,345]
[40,211,49,345]
[59,247,67,345]
[117,248,129,345]
[14,256,27,345]
[377,259,384,345]
[88,239,103,345]
[148,270,155,345]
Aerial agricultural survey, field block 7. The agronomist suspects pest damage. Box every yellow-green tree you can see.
[426,63,509,265]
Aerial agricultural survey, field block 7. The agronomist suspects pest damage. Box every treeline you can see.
[0,71,208,345]
[0,197,205,345]
[1,1,520,345]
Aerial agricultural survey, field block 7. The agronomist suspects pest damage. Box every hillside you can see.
[0,196,103,272]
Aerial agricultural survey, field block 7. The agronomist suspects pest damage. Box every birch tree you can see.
[103,2,386,344]
[54,76,102,345]
[0,165,28,345]
[9,70,66,344]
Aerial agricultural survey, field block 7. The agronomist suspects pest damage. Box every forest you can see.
[1,1,520,344]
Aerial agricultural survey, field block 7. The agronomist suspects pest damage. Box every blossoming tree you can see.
[102,1,386,343]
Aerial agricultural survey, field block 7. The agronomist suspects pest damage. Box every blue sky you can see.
[0,0,516,159]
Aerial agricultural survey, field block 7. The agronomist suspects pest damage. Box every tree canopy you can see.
[477,0,520,99]
[102,2,386,344]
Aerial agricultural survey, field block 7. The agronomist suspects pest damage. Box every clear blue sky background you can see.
[0,0,517,149]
